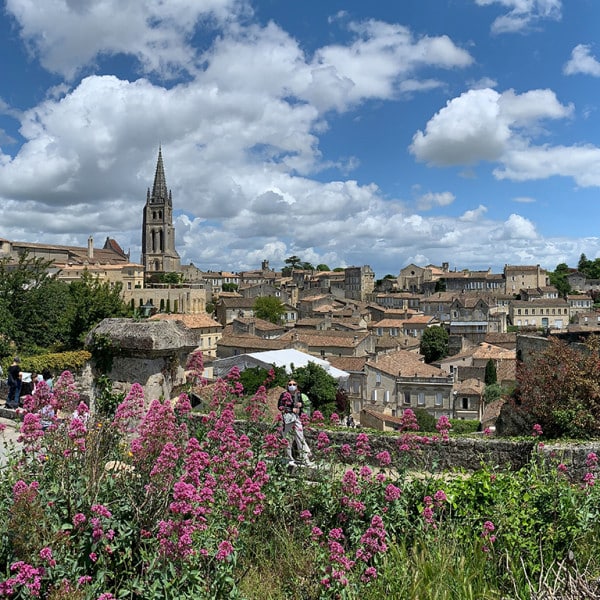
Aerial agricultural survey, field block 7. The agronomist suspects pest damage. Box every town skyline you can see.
[1,1,600,279]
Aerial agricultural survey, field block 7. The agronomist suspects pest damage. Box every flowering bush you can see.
[1,355,600,598]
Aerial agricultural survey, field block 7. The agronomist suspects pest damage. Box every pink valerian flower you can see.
[557,463,568,474]
[77,575,92,585]
[325,528,355,580]
[112,383,146,435]
[384,484,402,502]
[73,513,86,528]
[215,540,234,561]
[89,552,98,563]
[361,566,378,583]
[359,465,373,480]
[52,371,80,413]
[481,520,497,552]
[148,442,181,487]
[91,504,112,519]
[13,480,39,503]
[22,380,53,413]
[586,452,598,469]
[399,408,420,432]
[18,413,45,453]
[67,416,87,452]
[245,385,268,422]
[342,469,362,497]
[97,594,116,600]
[91,517,104,542]
[9,562,43,596]
[311,526,323,540]
[433,489,447,507]
[174,393,192,418]
[422,496,437,528]
[262,433,287,457]
[355,433,372,457]
[583,472,596,488]
[300,510,312,522]
[209,377,231,409]
[39,547,56,567]
[330,412,341,426]
[356,514,388,563]
[532,423,543,437]
[130,398,187,467]
[340,443,352,460]
[483,427,492,436]
[186,350,206,387]
[311,410,325,426]
[316,431,331,453]
[436,415,452,441]
[376,450,391,466]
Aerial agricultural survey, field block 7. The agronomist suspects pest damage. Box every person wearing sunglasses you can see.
[277,379,315,467]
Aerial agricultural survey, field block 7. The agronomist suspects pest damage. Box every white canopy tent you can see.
[212,348,349,381]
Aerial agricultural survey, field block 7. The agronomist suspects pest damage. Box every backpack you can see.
[301,393,312,417]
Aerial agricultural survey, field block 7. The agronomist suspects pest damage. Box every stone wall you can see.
[233,421,600,483]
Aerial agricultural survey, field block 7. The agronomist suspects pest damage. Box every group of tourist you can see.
[4,356,53,409]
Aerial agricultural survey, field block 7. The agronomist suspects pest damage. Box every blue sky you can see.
[1,0,600,278]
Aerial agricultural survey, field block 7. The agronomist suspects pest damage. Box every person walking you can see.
[278,379,315,467]
[6,357,22,409]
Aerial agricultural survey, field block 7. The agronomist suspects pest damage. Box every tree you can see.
[300,262,314,271]
[292,362,338,413]
[484,359,497,386]
[514,335,600,438]
[284,255,302,270]
[239,365,287,396]
[222,283,238,292]
[316,264,330,272]
[548,263,571,297]
[64,271,130,348]
[0,253,69,354]
[253,296,286,324]
[419,326,449,363]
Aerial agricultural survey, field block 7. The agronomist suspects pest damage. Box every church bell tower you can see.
[141,147,181,276]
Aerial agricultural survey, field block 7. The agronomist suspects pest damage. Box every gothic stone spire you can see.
[150,146,170,204]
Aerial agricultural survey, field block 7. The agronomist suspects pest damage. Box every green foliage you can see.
[419,326,449,363]
[238,365,288,395]
[253,296,285,324]
[2,365,600,599]
[484,359,497,385]
[292,361,338,411]
[548,262,572,297]
[94,374,125,417]
[514,334,600,438]
[284,255,302,269]
[64,270,130,349]
[0,350,92,376]
[0,252,70,354]
[449,419,480,434]
[413,408,437,432]
[87,333,119,374]
[576,253,600,280]
[483,382,505,404]
[316,264,330,272]
[222,283,238,292]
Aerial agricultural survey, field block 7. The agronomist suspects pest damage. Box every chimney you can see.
[87,236,94,260]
